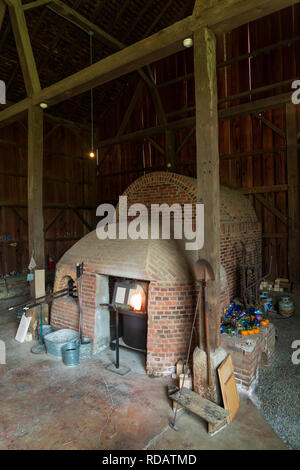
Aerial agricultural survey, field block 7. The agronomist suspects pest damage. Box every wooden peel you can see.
[204,291,212,387]
[194,259,215,387]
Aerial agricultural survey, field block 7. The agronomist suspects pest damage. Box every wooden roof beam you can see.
[47,0,124,50]
[0,1,6,30]
[0,0,297,123]
[23,0,51,11]
[0,98,31,129]
[44,0,168,126]
[5,0,41,97]
[31,0,298,108]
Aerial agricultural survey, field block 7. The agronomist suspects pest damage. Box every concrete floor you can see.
[0,308,287,450]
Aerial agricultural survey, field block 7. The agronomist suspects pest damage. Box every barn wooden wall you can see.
[0,120,93,274]
[1,5,299,281]
[97,5,300,281]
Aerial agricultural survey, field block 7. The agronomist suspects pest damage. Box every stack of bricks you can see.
[221,324,276,390]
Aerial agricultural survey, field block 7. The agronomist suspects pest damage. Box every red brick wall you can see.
[221,324,276,390]
[51,296,79,331]
[147,281,198,376]
[51,267,96,340]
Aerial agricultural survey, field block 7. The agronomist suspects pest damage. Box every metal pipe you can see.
[115,307,119,369]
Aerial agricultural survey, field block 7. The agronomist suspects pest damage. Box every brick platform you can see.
[221,324,276,390]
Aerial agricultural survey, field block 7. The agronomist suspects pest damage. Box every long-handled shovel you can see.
[195,259,215,387]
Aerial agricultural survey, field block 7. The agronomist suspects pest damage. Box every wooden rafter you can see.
[106,0,131,35]
[253,112,286,139]
[45,0,103,83]
[44,1,167,127]
[139,67,167,127]
[176,126,196,155]
[11,207,28,226]
[0,0,298,125]
[44,208,64,233]
[72,208,92,231]
[23,0,51,11]
[254,194,288,225]
[94,90,293,148]
[47,0,123,50]
[145,137,165,156]
[122,0,154,43]
[0,98,31,129]
[193,0,218,17]
[97,116,195,148]
[117,79,144,136]
[5,0,41,97]
[32,0,300,106]
[0,0,6,30]
[98,79,145,165]
[6,4,51,94]
[36,0,83,76]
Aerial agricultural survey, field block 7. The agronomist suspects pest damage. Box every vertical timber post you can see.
[286,102,300,285]
[194,28,221,351]
[28,105,44,296]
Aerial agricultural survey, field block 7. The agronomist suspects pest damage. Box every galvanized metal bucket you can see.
[44,329,80,357]
[62,341,80,366]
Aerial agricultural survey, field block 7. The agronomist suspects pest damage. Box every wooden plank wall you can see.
[1,5,299,279]
[0,119,93,274]
[98,5,300,280]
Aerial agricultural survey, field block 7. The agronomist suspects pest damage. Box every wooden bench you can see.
[169,387,229,426]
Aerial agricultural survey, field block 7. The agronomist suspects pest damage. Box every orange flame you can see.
[130,291,142,311]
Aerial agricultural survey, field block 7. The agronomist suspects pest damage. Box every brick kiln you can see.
[51,172,266,380]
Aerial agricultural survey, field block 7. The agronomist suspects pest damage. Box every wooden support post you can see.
[286,102,300,284]
[194,27,220,352]
[28,105,44,296]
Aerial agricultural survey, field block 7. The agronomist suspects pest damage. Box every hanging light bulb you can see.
[89,31,95,158]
